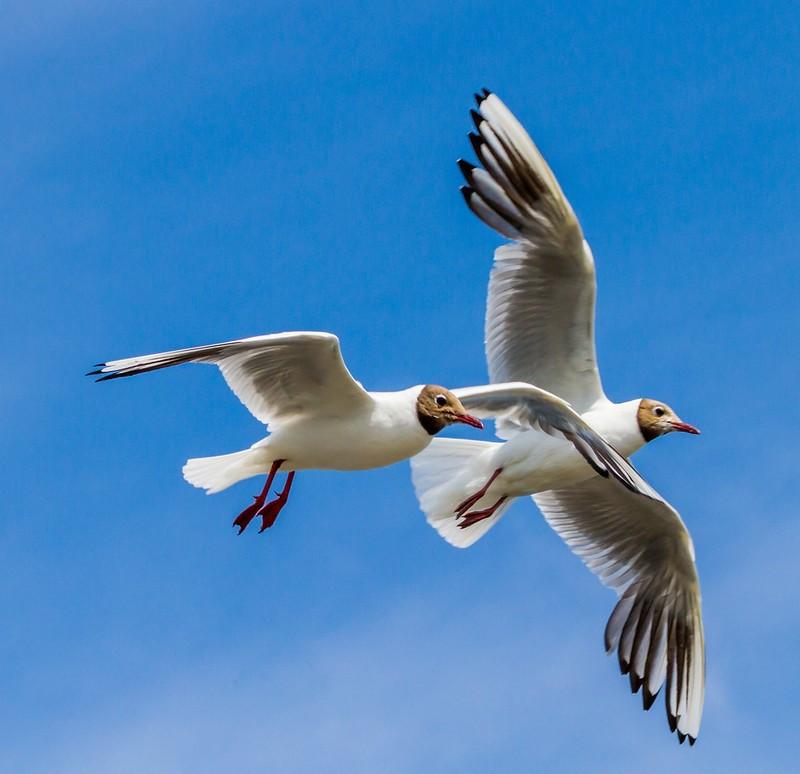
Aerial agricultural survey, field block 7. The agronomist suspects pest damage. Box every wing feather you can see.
[460,91,605,411]
[534,478,705,744]
[91,331,371,426]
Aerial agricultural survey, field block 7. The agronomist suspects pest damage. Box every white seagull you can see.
[411,91,704,744]
[90,331,648,535]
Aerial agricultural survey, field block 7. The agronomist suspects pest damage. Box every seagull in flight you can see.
[412,91,705,744]
[90,331,649,535]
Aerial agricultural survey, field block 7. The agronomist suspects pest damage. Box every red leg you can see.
[458,496,507,529]
[232,460,284,534]
[257,470,295,533]
[454,468,504,516]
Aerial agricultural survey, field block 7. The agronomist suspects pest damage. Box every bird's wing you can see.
[533,477,705,744]
[91,331,372,426]
[453,383,654,497]
[460,90,605,412]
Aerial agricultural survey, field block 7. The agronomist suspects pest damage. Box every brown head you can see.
[637,398,700,442]
[416,385,484,436]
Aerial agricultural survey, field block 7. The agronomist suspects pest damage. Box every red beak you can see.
[670,421,701,435]
[455,414,484,430]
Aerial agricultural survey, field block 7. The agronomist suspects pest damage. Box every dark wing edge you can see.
[88,331,341,381]
[535,481,705,744]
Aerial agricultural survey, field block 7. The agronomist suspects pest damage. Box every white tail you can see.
[182,448,267,494]
[410,438,514,548]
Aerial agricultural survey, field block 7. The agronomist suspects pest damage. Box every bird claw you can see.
[457,508,494,529]
[457,496,507,529]
[257,495,288,533]
[454,491,483,517]
[233,501,263,534]
[453,469,504,517]
[232,462,291,536]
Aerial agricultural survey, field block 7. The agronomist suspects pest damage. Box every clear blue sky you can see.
[3,2,798,771]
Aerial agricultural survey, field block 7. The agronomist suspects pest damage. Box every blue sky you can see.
[3,1,799,771]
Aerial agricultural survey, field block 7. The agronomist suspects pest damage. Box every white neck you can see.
[582,399,645,458]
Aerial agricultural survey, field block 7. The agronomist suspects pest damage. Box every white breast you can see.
[264,387,431,471]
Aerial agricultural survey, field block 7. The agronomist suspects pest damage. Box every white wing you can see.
[91,331,372,425]
[460,90,605,412]
[453,383,655,498]
[534,477,705,744]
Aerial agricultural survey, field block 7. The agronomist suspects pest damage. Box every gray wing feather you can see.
[534,478,705,744]
[91,331,371,426]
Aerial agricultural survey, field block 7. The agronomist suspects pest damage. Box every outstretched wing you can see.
[91,331,372,426]
[453,382,654,498]
[460,90,606,412]
[534,477,705,744]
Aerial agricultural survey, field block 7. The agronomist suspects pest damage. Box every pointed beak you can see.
[669,420,701,435]
[455,414,484,430]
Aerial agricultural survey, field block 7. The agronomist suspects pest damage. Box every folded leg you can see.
[232,460,284,534]
[454,468,503,516]
[458,496,508,529]
[258,471,296,533]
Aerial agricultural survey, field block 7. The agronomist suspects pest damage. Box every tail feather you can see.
[410,438,513,548]
[182,448,267,494]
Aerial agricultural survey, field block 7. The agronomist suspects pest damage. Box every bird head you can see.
[416,385,484,435]
[637,398,700,442]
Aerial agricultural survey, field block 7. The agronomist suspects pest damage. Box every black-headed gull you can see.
[411,91,704,743]
[90,331,648,535]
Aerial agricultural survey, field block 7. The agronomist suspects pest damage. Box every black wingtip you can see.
[668,714,678,733]
[468,131,483,157]
[457,158,475,181]
[688,735,697,747]
[618,654,630,676]
[459,185,474,204]
[94,372,119,382]
[642,687,658,711]
[86,369,103,376]
[629,672,642,694]
[474,88,492,107]
[469,108,483,130]
[678,731,687,745]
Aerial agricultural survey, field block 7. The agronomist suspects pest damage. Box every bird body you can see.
[179,387,444,497]
[411,90,706,744]
[465,398,644,497]
[92,331,487,531]
[413,395,647,539]
[244,387,435,474]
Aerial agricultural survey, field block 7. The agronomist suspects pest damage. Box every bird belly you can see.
[493,432,596,497]
[264,415,429,472]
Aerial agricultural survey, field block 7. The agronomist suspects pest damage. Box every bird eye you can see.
[435,394,447,407]
[654,406,665,417]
